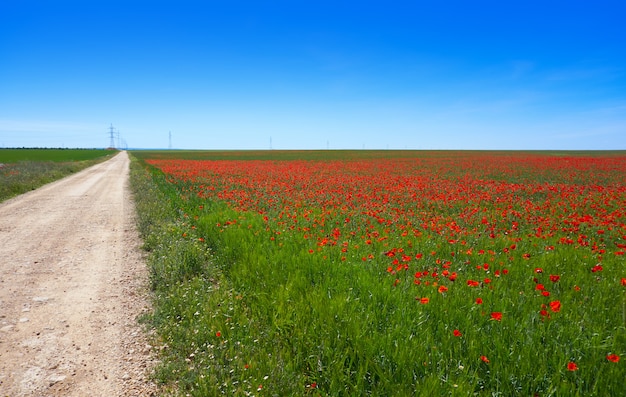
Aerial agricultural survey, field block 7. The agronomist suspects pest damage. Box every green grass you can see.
[132,149,626,162]
[129,151,626,396]
[0,148,113,163]
[0,149,115,202]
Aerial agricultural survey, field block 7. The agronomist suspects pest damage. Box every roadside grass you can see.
[129,151,626,396]
[0,149,115,202]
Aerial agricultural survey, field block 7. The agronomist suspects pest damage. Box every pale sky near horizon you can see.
[1,1,625,150]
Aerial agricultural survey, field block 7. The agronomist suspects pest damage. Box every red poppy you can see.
[490,312,502,321]
[453,329,462,337]
[475,297,483,305]
[438,285,448,293]
[549,274,560,283]
[480,355,490,363]
[419,297,430,304]
[549,301,561,312]
[567,362,578,371]
[606,354,620,363]
[621,278,626,287]
[591,265,603,273]
[467,280,479,287]
[216,331,222,337]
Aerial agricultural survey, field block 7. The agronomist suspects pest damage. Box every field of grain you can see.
[0,148,114,202]
[130,150,626,396]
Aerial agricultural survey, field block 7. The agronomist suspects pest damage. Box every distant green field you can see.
[0,149,116,202]
[131,149,626,161]
[0,148,113,163]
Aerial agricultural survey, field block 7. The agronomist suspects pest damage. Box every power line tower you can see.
[108,124,116,149]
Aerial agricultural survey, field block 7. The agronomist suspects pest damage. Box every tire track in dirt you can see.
[0,151,157,396]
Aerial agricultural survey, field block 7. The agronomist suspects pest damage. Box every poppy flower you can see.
[419,297,430,304]
[438,285,448,293]
[453,329,462,337]
[480,355,490,363]
[475,297,483,305]
[591,265,603,273]
[606,354,620,363]
[567,362,578,371]
[621,278,626,287]
[490,312,502,321]
[549,274,560,283]
[549,301,561,313]
[216,331,222,337]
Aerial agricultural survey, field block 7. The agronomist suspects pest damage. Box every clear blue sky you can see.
[1,1,625,150]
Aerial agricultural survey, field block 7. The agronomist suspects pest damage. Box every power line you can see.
[108,124,116,148]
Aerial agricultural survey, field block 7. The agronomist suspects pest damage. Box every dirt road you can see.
[0,152,157,396]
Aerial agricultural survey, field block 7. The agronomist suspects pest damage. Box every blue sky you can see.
[1,1,625,150]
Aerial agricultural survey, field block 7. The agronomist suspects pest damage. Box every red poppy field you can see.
[132,150,625,396]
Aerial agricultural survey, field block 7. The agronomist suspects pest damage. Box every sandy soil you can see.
[0,151,157,396]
